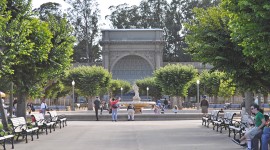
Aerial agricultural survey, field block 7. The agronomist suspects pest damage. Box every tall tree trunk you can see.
[17,91,27,118]
[257,93,261,107]
[0,95,8,130]
[177,96,183,110]
[88,96,93,110]
[9,82,14,117]
[214,95,218,104]
[171,96,177,109]
[245,91,253,115]
[263,93,268,104]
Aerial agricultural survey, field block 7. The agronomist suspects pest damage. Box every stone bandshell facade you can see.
[100,29,165,83]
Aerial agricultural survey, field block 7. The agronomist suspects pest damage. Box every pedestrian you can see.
[127,104,135,121]
[232,103,265,150]
[164,98,168,109]
[172,105,178,114]
[1,96,8,117]
[160,105,165,114]
[100,100,105,115]
[13,99,17,116]
[261,115,270,150]
[154,105,159,114]
[94,96,101,121]
[241,98,246,115]
[200,95,209,116]
[110,97,120,122]
[40,99,47,116]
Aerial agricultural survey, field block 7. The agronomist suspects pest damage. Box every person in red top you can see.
[110,97,120,122]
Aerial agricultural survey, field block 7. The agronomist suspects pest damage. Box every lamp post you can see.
[120,87,123,98]
[196,80,200,110]
[72,80,75,111]
[146,87,149,101]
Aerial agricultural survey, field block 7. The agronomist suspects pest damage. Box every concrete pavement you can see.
[10,120,244,150]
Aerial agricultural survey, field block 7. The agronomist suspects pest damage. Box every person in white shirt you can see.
[40,100,47,116]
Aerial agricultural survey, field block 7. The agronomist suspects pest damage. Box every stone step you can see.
[65,113,202,121]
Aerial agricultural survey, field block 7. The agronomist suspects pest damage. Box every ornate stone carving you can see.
[100,29,164,82]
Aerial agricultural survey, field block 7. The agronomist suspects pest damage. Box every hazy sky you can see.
[32,0,141,29]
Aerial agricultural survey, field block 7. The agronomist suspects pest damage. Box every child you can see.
[173,105,178,114]
[127,104,135,121]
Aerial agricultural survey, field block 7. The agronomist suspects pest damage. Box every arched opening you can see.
[112,55,153,83]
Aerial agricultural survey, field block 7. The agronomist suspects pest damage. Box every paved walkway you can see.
[12,120,243,150]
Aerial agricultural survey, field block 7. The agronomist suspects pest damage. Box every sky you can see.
[31,0,141,29]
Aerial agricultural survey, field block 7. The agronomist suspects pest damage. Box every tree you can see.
[136,77,162,101]
[218,78,236,103]
[222,0,270,71]
[154,64,198,108]
[66,0,100,63]
[63,66,111,110]
[34,2,76,105]
[0,0,75,118]
[108,79,131,97]
[184,5,270,113]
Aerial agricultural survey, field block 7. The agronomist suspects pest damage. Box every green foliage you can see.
[107,0,220,62]
[108,79,131,97]
[222,0,270,71]
[66,0,100,63]
[218,78,236,99]
[154,64,198,97]
[136,77,162,100]
[0,0,75,117]
[184,5,270,92]
[63,66,112,97]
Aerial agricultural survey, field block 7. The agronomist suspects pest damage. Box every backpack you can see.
[112,104,118,109]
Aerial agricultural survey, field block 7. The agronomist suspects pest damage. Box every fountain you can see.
[119,84,156,113]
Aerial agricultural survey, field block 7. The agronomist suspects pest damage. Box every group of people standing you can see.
[94,97,135,122]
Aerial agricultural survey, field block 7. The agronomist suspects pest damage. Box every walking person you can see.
[94,97,101,121]
[100,100,105,115]
[164,98,168,109]
[232,103,265,150]
[200,95,209,116]
[40,99,47,116]
[110,97,120,122]
[127,104,135,121]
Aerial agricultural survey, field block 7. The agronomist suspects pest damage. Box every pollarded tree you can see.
[218,78,236,103]
[201,71,224,103]
[34,2,75,103]
[0,0,10,76]
[0,0,53,118]
[136,77,162,101]
[108,79,131,98]
[63,66,111,110]
[154,64,198,108]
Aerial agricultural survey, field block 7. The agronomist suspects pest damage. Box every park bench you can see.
[202,110,221,128]
[212,112,236,133]
[0,129,15,150]
[47,111,67,129]
[31,113,56,135]
[10,117,39,143]
[228,114,249,139]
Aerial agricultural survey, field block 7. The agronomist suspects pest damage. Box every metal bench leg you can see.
[11,137,14,149]
[49,125,52,133]
[45,126,48,135]
[59,121,62,129]
[3,139,6,150]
